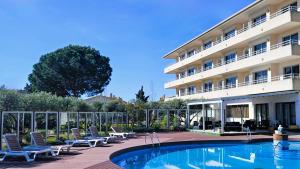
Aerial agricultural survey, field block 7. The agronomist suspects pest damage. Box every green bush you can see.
[0,90,23,111]
[0,89,94,112]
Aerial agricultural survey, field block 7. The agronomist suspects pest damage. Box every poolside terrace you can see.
[1,132,300,169]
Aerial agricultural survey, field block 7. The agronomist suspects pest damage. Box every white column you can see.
[267,39,271,52]
[249,73,254,84]
[220,101,224,133]
[268,68,272,82]
[266,8,271,21]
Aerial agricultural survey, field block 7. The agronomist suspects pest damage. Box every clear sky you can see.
[0,0,254,101]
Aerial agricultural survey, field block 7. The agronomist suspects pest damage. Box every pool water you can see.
[112,142,300,169]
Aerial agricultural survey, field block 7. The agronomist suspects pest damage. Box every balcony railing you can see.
[170,6,297,66]
[270,6,297,19]
[178,39,298,79]
[182,74,300,96]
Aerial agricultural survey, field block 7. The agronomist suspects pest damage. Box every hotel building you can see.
[163,0,300,131]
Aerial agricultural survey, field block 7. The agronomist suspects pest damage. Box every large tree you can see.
[26,45,112,97]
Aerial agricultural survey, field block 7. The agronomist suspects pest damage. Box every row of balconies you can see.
[165,5,300,74]
[166,74,300,101]
[165,40,300,89]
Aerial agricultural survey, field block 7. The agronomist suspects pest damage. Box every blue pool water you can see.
[112,142,300,169]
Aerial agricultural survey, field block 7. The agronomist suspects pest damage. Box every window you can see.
[218,80,223,89]
[203,60,213,71]
[179,88,186,96]
[187,67,196,76]
[244,75,250,85]
[187,86,196,95]
[282,2,297,13]
[225,76,237,88]
[244,49,250,57]
[203,82,213,92]
[226,105,249,119]
[179,71,186,79]
[203,41,212,50]
[187,50,195,58]
[276,102,296,127]
[283,33,298,45]
[225,53,236,64]
[224,29,236,40]
[254,70,268,83]
[253,42,267,55]
[252,13,266,27]
[255,104,269,128]
[179,54,185,61]
[284,65,299,78]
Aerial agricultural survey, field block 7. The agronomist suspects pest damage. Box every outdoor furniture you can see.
[205,121,213,129]
[258,120,270,129]
[193,121,199,129]
[65,128,105,147]
[109,126,136,139]
[89,126,120,143]
[225,122,242,131]
[0,151,7,161]
[30,132,72,155]
[243,120,256,130]
[1,134,55,162]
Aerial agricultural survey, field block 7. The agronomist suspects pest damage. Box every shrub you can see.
[0,89,93,112]
[0,90,23,111]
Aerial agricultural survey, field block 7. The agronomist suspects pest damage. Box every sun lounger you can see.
[65,128,105,147]
[1,134,55,162]
[89,126,120,143]
[30,132,72,155]
[109,126,136,139]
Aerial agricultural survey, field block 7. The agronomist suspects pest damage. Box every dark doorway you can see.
[276,102,296,128]
[255,104,269,128]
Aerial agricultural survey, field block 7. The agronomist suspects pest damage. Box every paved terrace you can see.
[1,132,300,169]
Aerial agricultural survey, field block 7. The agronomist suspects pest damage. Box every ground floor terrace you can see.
[186,91,300,133]
[1,132,300,169]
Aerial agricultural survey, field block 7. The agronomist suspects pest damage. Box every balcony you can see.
[164,6,300,74]
[168,74,300,101]
[165,40,300,89]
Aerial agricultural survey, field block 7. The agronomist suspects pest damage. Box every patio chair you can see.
[0,151,7,161]
[109,126,136,139]
[89,126,120,143]
[1,134,55,162]
[30,132,72,155]
[65,128,105,147]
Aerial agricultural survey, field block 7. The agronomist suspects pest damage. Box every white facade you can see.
[163,0,300,130]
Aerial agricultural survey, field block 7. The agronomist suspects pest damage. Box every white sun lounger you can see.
[89,126,120,143]
[65,128,105,147]
[30,132,72,156]
[1,134,55,162]
[109,126,136,139]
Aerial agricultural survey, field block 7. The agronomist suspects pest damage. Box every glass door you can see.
[276,102,296,127]
[283,33,298,45]
[255,104,269,128]
[253,42,267,55]
[254,70,268,84]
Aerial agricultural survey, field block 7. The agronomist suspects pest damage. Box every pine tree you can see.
[135,86,149,103]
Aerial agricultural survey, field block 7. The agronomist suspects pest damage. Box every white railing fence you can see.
[172,39,299,82]
[168,5,298,66]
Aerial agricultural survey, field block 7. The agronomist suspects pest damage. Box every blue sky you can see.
[0,0,254,101]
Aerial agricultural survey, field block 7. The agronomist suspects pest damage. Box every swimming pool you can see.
[112,141,300,169]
